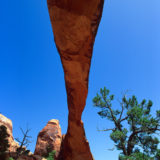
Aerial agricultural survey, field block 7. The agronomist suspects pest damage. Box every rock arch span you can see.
[47,1,104,159]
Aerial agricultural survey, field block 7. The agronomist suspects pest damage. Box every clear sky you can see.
[0,0,160,160]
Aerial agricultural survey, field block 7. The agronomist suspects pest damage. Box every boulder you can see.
[47,0,104,159]
[0,114,19,152]
[34,120,62,159]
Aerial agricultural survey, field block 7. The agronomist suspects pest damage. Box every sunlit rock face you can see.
[34,120,62,160]
[47,1,104,159]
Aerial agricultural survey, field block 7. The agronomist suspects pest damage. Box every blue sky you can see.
[0,0,160,160]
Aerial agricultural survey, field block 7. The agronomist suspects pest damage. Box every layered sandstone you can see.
[34,120,62,159]
[0,114,19,152]
[47,1,104,160]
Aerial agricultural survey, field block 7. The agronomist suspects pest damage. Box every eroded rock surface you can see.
[0,114,19,152]
[34,120,62,159]
[47,0,104,160]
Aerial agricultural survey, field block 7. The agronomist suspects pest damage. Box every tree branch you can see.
[120,116,128,122]
[105,102,118,126]
[97,126,115,132]
[119,101,124,121]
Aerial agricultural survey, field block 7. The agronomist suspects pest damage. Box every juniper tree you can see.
[93,87,160,160]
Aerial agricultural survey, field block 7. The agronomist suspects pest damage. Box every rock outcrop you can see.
[47,0,104,160]
[34,120,62,159]
[0,114,19,152]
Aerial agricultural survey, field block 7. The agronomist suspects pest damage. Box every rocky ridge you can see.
[0,114,62,160]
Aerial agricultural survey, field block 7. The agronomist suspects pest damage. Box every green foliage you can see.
[46,150,56,160]
[119,152,154,160]
[8,158,14,160]
[155,149,160,160]
[93,87,160,158]
[0,125,10,154]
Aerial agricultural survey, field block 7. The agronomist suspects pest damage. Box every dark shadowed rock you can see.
[47,0,104,160]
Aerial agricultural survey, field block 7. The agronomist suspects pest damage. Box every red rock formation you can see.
[47,0,104,160]
[0,114,19,152]
[34,120,62,159]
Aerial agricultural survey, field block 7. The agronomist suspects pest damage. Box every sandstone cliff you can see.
[34,120,62,159]
[47,0,104,160]
[0,114,19,153]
